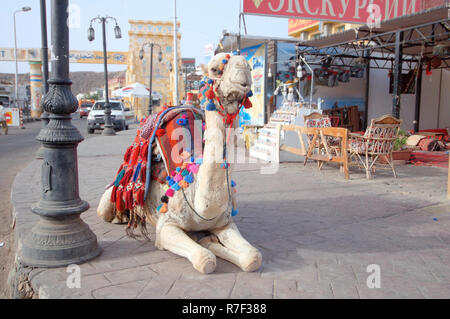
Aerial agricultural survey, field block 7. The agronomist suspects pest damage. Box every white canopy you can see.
[112,82,162,99]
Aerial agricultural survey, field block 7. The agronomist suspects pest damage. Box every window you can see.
[92,102,122,111]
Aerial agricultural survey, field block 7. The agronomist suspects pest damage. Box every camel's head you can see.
[200,53,252,115]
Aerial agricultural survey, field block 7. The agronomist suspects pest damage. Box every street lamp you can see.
[139,42,162,115]
[87,15,122,136]
[14,6,31,129]
[21,0,101,267]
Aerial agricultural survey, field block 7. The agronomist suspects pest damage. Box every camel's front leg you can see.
[204,222,262,272]
[159,224,217,274]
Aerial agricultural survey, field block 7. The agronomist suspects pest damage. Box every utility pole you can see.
[173,0,179,105]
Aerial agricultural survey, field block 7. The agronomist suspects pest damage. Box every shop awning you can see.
[298,5,450,58]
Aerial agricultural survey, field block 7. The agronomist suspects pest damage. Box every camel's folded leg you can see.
[96,187,129,224]
[97,187,115,222]
[159,224,217,274]
[208,222,262,272]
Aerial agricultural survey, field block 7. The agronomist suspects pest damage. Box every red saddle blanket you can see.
[108,107,204,213]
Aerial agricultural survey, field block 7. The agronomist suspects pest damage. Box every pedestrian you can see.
[0,102,8,135]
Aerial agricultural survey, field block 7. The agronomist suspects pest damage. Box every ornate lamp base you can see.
[20,214,101,268]
[102,125,116,136]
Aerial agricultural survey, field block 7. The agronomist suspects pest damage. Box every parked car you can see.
[87,100,134,134]
[78,99,95,118]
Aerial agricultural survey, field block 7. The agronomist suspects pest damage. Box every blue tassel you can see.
[247,90,253,98]
[231,209,239,217]
[184,173,194,184]
[222,59,228,64]
[208,79,214,85]
[206,101,216,111]
[231,180,236,188]
[172,183,180,191]
[157,204,163,212]
[114,169,125,187]
[132,162,142,182]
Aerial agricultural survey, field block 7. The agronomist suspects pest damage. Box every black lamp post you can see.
[183,64,189,101]
[139,43,162,115]
[36,0,49,159]
[21,0,101,267]
[88,15,122,136]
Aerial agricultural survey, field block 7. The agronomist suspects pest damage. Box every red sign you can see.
[5,112,12,124]
[243,0,436,24]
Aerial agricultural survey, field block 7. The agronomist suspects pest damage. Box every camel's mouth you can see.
[225,90,246,104]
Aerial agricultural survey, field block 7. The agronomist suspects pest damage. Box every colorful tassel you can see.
[243,98,253,109]
[184,173,194,184]
[160,203,168,214]
[130,144,141,165]
[179,180,189,188]
[247,90,253,98]
[132,162,142,182]
[206,100,216,111]
[116,187,125,212]
[114,169,125,187]
[161,195,169,203]
[121,168,133,186]
[181,169,189,177]
[166,188,175,197]
[205,88,215,100]
[231,209,239,217]
[231,180,236,187]
[124,146,133,163]
[110,185,117,203]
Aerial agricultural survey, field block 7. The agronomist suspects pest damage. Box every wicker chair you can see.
[348,114,402,179]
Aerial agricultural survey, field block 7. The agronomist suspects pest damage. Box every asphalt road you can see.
[0,115,91,298]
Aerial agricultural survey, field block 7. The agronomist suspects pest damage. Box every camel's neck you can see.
[193,110,229,219]
[202,110,226,168]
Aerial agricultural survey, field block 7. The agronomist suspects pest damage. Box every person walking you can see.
[0,102,8,135]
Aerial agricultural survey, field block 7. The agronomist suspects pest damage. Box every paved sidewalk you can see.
[9,124,450,298]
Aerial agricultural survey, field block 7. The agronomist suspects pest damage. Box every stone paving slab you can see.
[8,124,450,299]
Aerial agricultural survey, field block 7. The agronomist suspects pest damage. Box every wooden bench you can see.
[276,125,350,179]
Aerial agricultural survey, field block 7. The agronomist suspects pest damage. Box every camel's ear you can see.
[200,64,209,76]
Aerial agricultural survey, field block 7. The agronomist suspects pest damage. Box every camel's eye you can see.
[211,68,217,73]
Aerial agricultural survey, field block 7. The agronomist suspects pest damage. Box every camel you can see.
[97,53,262,274]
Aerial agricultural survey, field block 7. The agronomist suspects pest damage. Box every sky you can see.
[0,0,289,74]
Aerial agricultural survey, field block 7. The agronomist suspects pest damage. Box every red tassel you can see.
[140,140,149,160]
[135,188,145,206]
[127,189,134,210]
[131,144,141,166]
[116,187,125,212]
[156,128,165,137]
[121,168,133,186]
[205,87,215,100]
[140,163,147,184]
[110,186,117,203]
[124,146,133,163]
[243,97,253,109]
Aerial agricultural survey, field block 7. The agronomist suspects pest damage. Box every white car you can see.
[87,100,134,134]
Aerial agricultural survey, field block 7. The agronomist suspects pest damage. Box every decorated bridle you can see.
[198,53,253,129]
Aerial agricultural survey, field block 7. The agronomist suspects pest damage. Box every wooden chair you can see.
[348,114,402,179]
[303,112,345,169]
